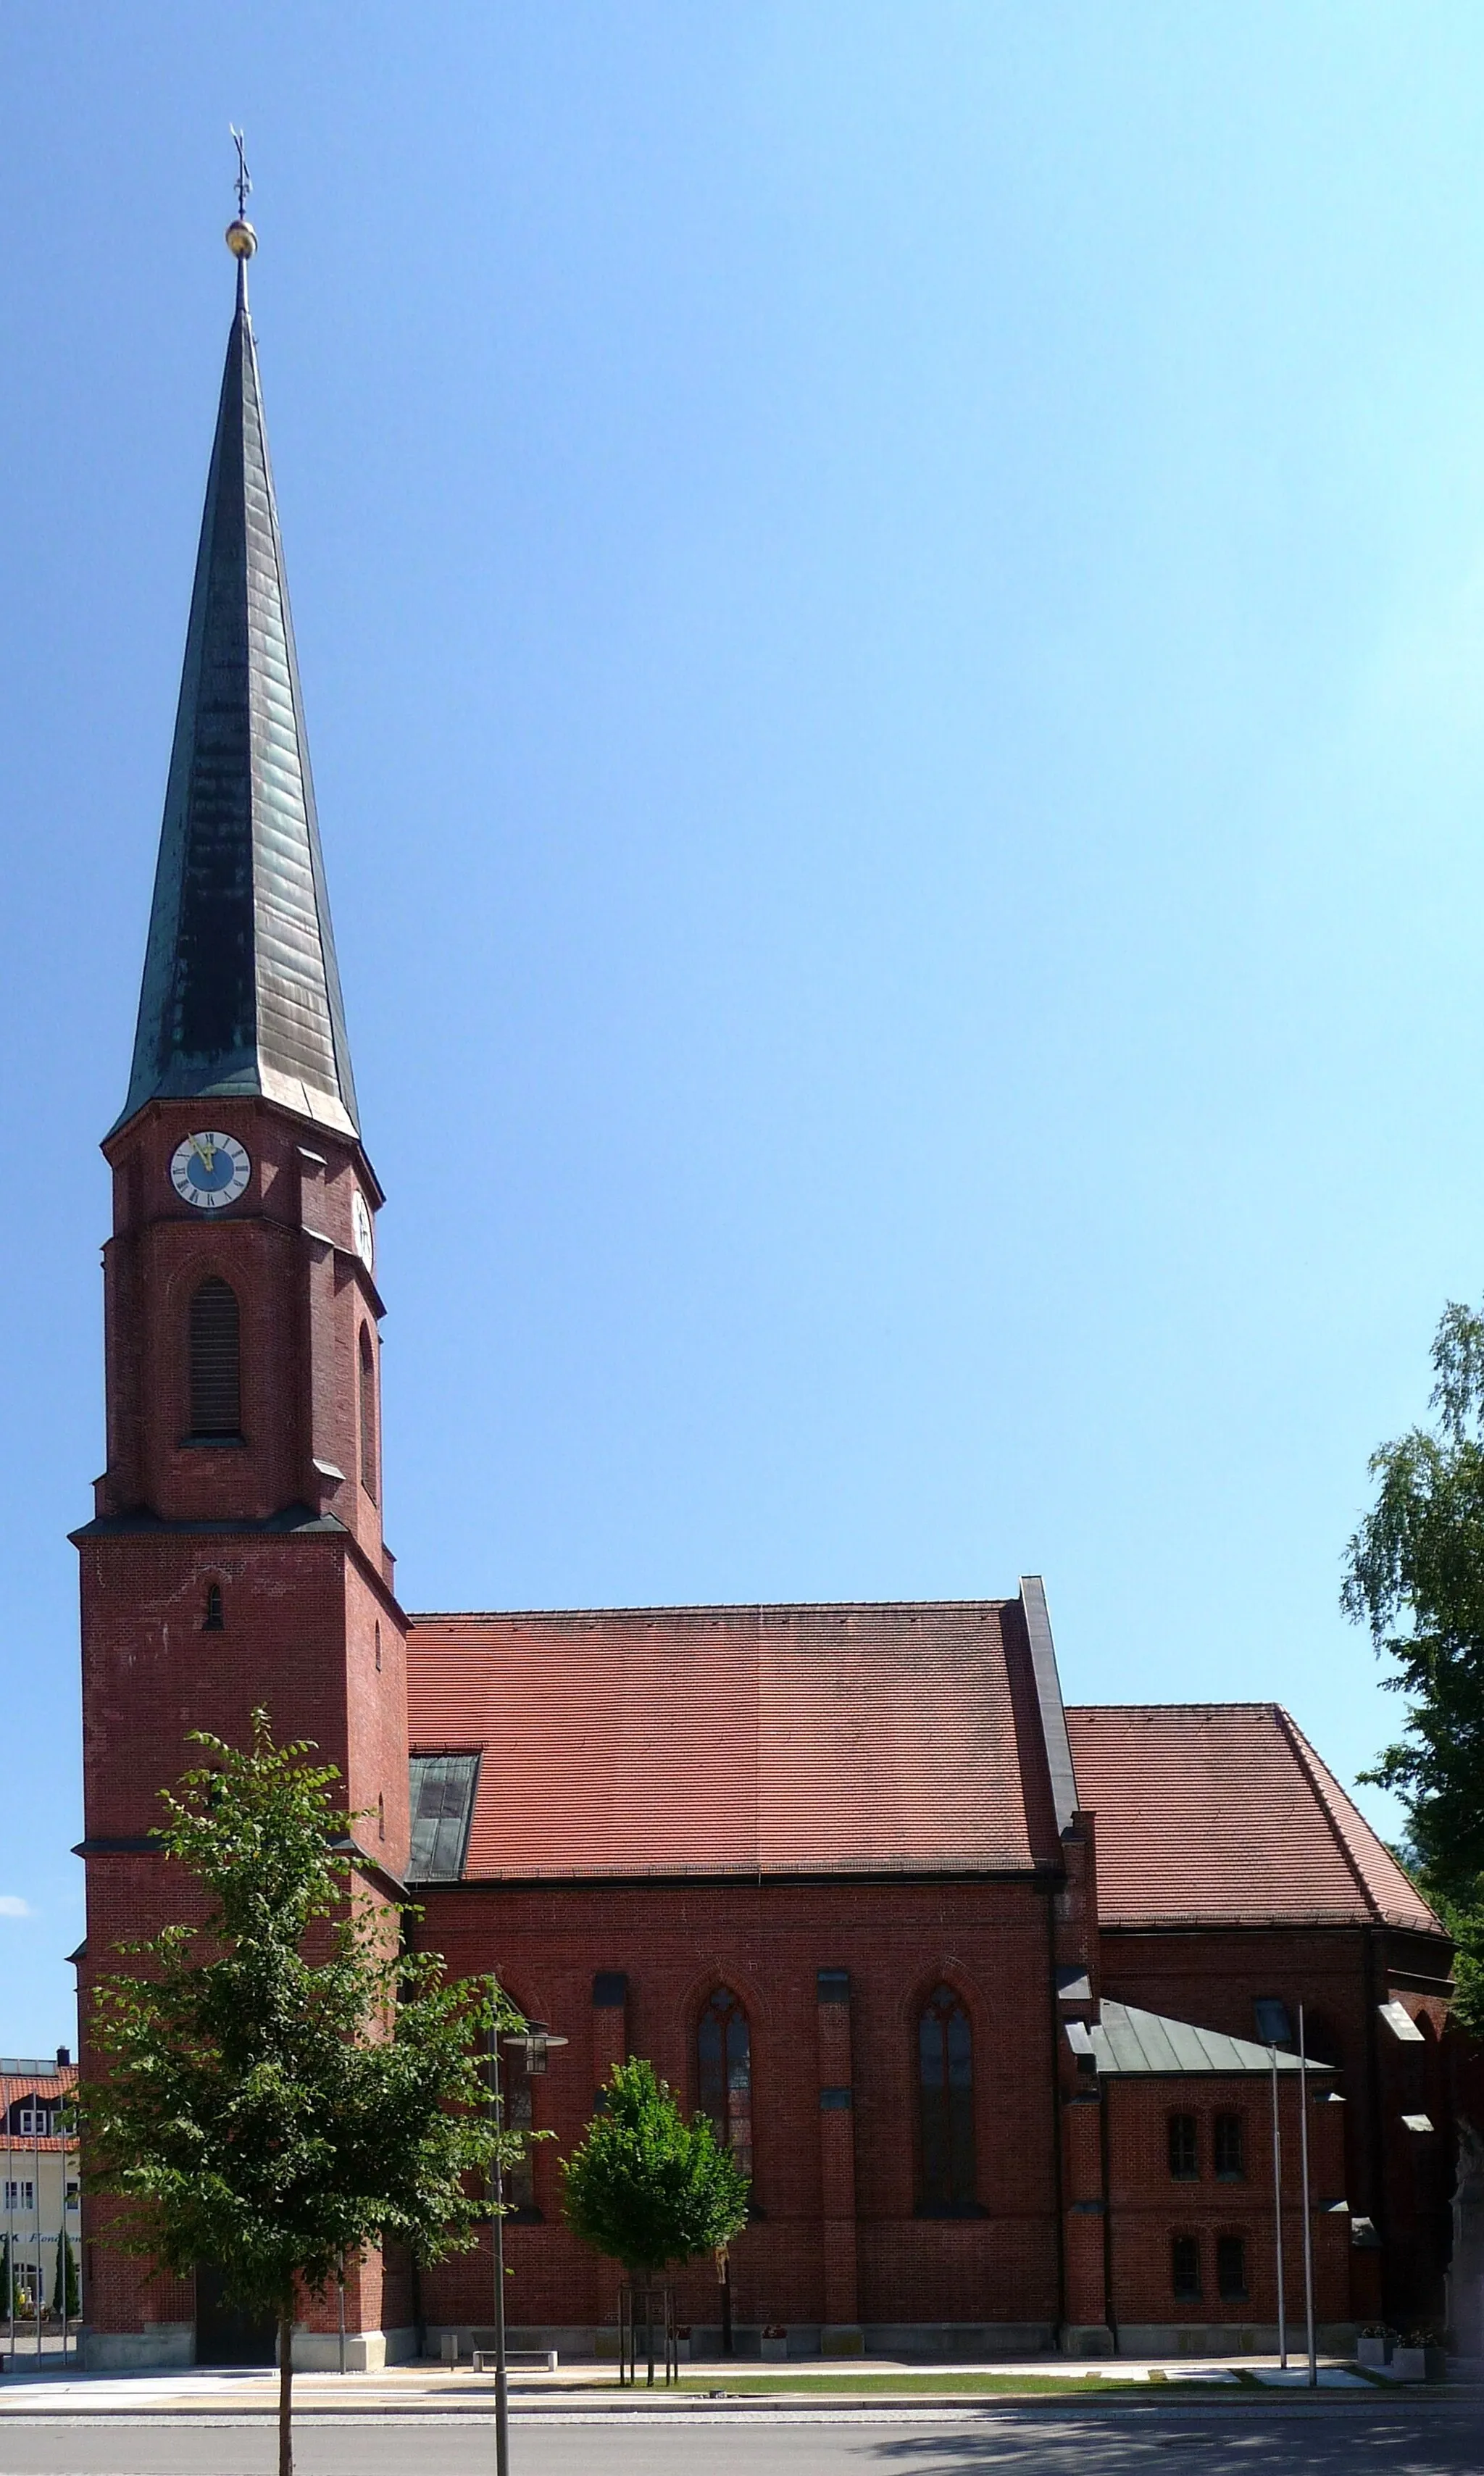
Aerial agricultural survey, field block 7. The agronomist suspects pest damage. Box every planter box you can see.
[1391,2347,1444,2381]
[761,2335,788,2362]
[1356,2335,1391,2368]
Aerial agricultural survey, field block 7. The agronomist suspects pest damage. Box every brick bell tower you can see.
[73,217,411,2370]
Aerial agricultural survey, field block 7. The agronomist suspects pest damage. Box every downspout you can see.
[1099,2067,1116,2350]
[1363,1925,1388,2317]
[1044,1883,1067,2346]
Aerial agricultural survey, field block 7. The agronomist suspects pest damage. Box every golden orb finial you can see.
[226,217,257,260]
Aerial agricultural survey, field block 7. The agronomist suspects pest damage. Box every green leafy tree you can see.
[561,2056,749,2280]
[51,2227,79,2320]
[1343,1299,1484,2025]
[80,1712,522,2476]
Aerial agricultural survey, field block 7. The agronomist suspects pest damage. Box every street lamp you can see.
[489,2015,567,2476]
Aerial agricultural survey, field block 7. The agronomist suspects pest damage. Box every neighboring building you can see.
[1,2058,79,2321]
[73,223,1457,2370]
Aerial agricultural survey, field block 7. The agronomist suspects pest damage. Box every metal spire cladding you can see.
[116,238,359,1139]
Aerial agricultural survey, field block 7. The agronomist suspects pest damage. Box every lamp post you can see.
[1269,2043,1288,2372]
[489,2014,567,2476]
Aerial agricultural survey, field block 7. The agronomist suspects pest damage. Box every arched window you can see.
[375,1620,382,1673]
[202,1581,224,1632]
[917,1983,975,2212]
[188,1278,241,1438]
[697,1987,752,2178]
[359,1325,378,1503]
[377,1791,385,1842]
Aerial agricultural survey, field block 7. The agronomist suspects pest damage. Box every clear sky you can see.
[1,4,1480,2049]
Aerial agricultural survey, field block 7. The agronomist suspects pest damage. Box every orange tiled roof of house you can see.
[407,1598,1064,1880]
[1064,1702,1438,1933]
[0,2061,78,2154]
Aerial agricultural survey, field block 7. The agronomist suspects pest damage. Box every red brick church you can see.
[74,231,1457,2369]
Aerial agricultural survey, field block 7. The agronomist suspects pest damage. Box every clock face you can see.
[170,1131,251,1212]
[351,1188,375,1270]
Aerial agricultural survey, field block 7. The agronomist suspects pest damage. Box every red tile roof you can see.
[407,1601,1063,1880]
[1064,1704,1439,1933]
[1,2064,78,2155]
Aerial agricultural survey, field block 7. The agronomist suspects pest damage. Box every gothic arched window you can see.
[697,1986,752,2179]
[359,1325,378,1503]
[188,1278,241,1438]
[202,1581,224,1632]
[917,1983,975,2212]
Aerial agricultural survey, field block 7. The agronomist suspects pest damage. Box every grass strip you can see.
[676,2373,1170,2397]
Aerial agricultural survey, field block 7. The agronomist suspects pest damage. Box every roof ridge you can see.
[1274,1706,1439,1933]
[1066,1701,1285,1715]
[410,1598,1014,1622]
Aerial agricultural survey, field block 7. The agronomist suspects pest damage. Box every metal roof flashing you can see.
[1076,2001,1341,2077]
[1019,1575,1078,1836]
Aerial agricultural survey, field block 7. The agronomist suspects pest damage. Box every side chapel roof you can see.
[1064,1702,1439,1933]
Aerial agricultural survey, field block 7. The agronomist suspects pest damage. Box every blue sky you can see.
[2,4,1482,2048]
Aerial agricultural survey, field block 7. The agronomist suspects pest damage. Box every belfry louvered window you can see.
[359,1325,378,1503]
[188,1278,241,1437]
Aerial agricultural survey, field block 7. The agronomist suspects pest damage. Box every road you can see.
[0,2405,1476,2475]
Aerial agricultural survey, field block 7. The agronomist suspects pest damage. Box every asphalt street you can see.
[0,2406,1475,2476]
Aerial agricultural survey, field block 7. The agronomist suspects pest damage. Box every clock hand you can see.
[190,1135,216,1172]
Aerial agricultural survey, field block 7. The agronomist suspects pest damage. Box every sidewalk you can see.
[0,2355,1474,2418]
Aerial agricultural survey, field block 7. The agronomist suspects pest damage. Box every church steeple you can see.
[116,222,358,1139]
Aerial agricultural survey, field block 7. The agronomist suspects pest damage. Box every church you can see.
[73,221,1456,2369]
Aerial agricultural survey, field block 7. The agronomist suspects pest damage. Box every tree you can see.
[1343,1299,1484,2025]
[80,1712,521,2476]
[561,2056,749,2281]
[51,2227,79,2321]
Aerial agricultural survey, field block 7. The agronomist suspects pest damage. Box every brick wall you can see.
[1104,2071,1351,2330]
[1099,1924,1453,2321]
[411,1874,1064,2336]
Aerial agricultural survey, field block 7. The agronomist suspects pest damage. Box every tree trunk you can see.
[278,2306,294,2476]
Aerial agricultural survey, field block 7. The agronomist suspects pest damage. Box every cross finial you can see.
[230,127,251,221]
[225,128,257,271]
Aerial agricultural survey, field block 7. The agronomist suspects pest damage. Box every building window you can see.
[359,1325,378,1503]
[202,1581,224,1631]
[698,1986,753,2180]
[1167,2113,1199,2180]
[377,1791,385,1842]
[1217,2235,1247,2300]
[407,1753,480,1883]
[1254,1998,1292,2048]
[16,2109,51,2138]
[4,2182,35,2213]
[917,1983,976,2212]
[188,1277,241,1437]
[1214,2114,1244,2180]
[375,1620,382,1672]
[1171,2234,1201,2300]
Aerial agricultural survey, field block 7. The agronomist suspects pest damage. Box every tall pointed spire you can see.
[117,216,359,1138]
